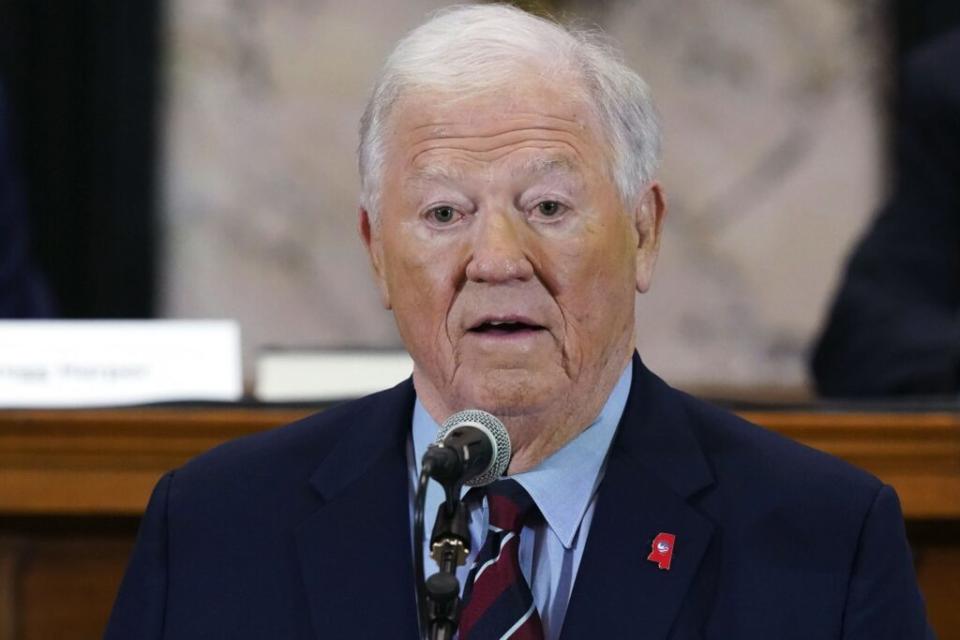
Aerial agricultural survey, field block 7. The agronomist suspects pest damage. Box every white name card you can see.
[255,349,413,401]
[0,320,242,407]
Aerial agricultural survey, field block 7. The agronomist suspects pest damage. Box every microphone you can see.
[415,410,510,639]
[425,409,511,487]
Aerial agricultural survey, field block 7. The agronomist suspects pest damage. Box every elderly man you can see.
[106,5,932,639]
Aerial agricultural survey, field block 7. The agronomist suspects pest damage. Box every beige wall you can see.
[161,0,887,394]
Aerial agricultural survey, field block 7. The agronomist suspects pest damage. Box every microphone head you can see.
[437,409,511,486]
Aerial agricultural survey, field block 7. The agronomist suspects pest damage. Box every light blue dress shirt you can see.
[409,364,632,640]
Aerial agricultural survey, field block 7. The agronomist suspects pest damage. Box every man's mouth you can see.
[468,318,546,336]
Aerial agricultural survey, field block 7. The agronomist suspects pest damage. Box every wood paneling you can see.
[742,411,960,518]
[18,536,134,640]
[1,407,957,518]
[0,408,307,515]
[915,545,960,637]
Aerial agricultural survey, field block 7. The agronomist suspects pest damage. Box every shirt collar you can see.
[412,363,632,549]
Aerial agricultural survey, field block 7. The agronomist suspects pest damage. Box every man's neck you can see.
[414,348,634,474]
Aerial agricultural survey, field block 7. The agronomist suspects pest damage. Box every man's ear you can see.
[634,181,667,294]
[358,207,392,309]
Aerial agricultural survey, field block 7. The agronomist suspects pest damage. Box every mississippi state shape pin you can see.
[647,532,676,570]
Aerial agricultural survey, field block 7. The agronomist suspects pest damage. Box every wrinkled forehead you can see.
[404,155,587,194]
[382,77,610,175]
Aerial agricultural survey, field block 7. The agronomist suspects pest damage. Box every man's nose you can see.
[464,209,535,283]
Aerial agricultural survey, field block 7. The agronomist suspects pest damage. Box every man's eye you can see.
[536,201,564,218]
[428,206,457,224]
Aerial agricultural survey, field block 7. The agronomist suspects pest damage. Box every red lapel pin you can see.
[647,532,676,570]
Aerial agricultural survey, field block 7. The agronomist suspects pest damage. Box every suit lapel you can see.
[560,355,717,640]
[294,380,420,639]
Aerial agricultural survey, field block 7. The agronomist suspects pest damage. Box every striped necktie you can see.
[459,479,544,640]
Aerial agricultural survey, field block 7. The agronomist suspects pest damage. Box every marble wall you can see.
[162,0,887,394]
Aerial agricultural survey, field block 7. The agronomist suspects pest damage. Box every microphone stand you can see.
[415,447,472,640]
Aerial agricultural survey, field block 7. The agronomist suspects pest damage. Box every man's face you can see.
[361,77,664,422]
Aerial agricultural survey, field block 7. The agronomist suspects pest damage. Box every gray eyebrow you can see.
[405,164,465,186]
[520,156,578,176]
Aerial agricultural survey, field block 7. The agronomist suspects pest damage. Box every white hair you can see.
[358,3,661,218]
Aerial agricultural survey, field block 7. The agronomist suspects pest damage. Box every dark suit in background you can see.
[0,82,54,318]
[105,355,932,639]
[813,29,960,396]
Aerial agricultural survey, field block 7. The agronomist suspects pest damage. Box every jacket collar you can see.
[307,378,416,501]
[560,353,717,640]
[615,353,714,499]
[304,353,713,504]
[295,378,420,639]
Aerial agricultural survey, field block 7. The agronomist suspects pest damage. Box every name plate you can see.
[0,321,242,407]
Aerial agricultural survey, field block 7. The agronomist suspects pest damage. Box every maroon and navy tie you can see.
[459,479,544,640]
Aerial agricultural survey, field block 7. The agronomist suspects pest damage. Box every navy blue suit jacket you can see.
[105,355,933,638]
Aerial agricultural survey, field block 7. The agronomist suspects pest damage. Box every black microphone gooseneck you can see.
[414,410,511,640]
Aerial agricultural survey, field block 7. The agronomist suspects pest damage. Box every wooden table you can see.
[0,406,958,639]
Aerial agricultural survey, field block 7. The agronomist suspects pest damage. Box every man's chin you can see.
[453,364,563,417]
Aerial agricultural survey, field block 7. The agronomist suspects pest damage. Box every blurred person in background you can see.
[813,28,960,397]
[0,81,54,318]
